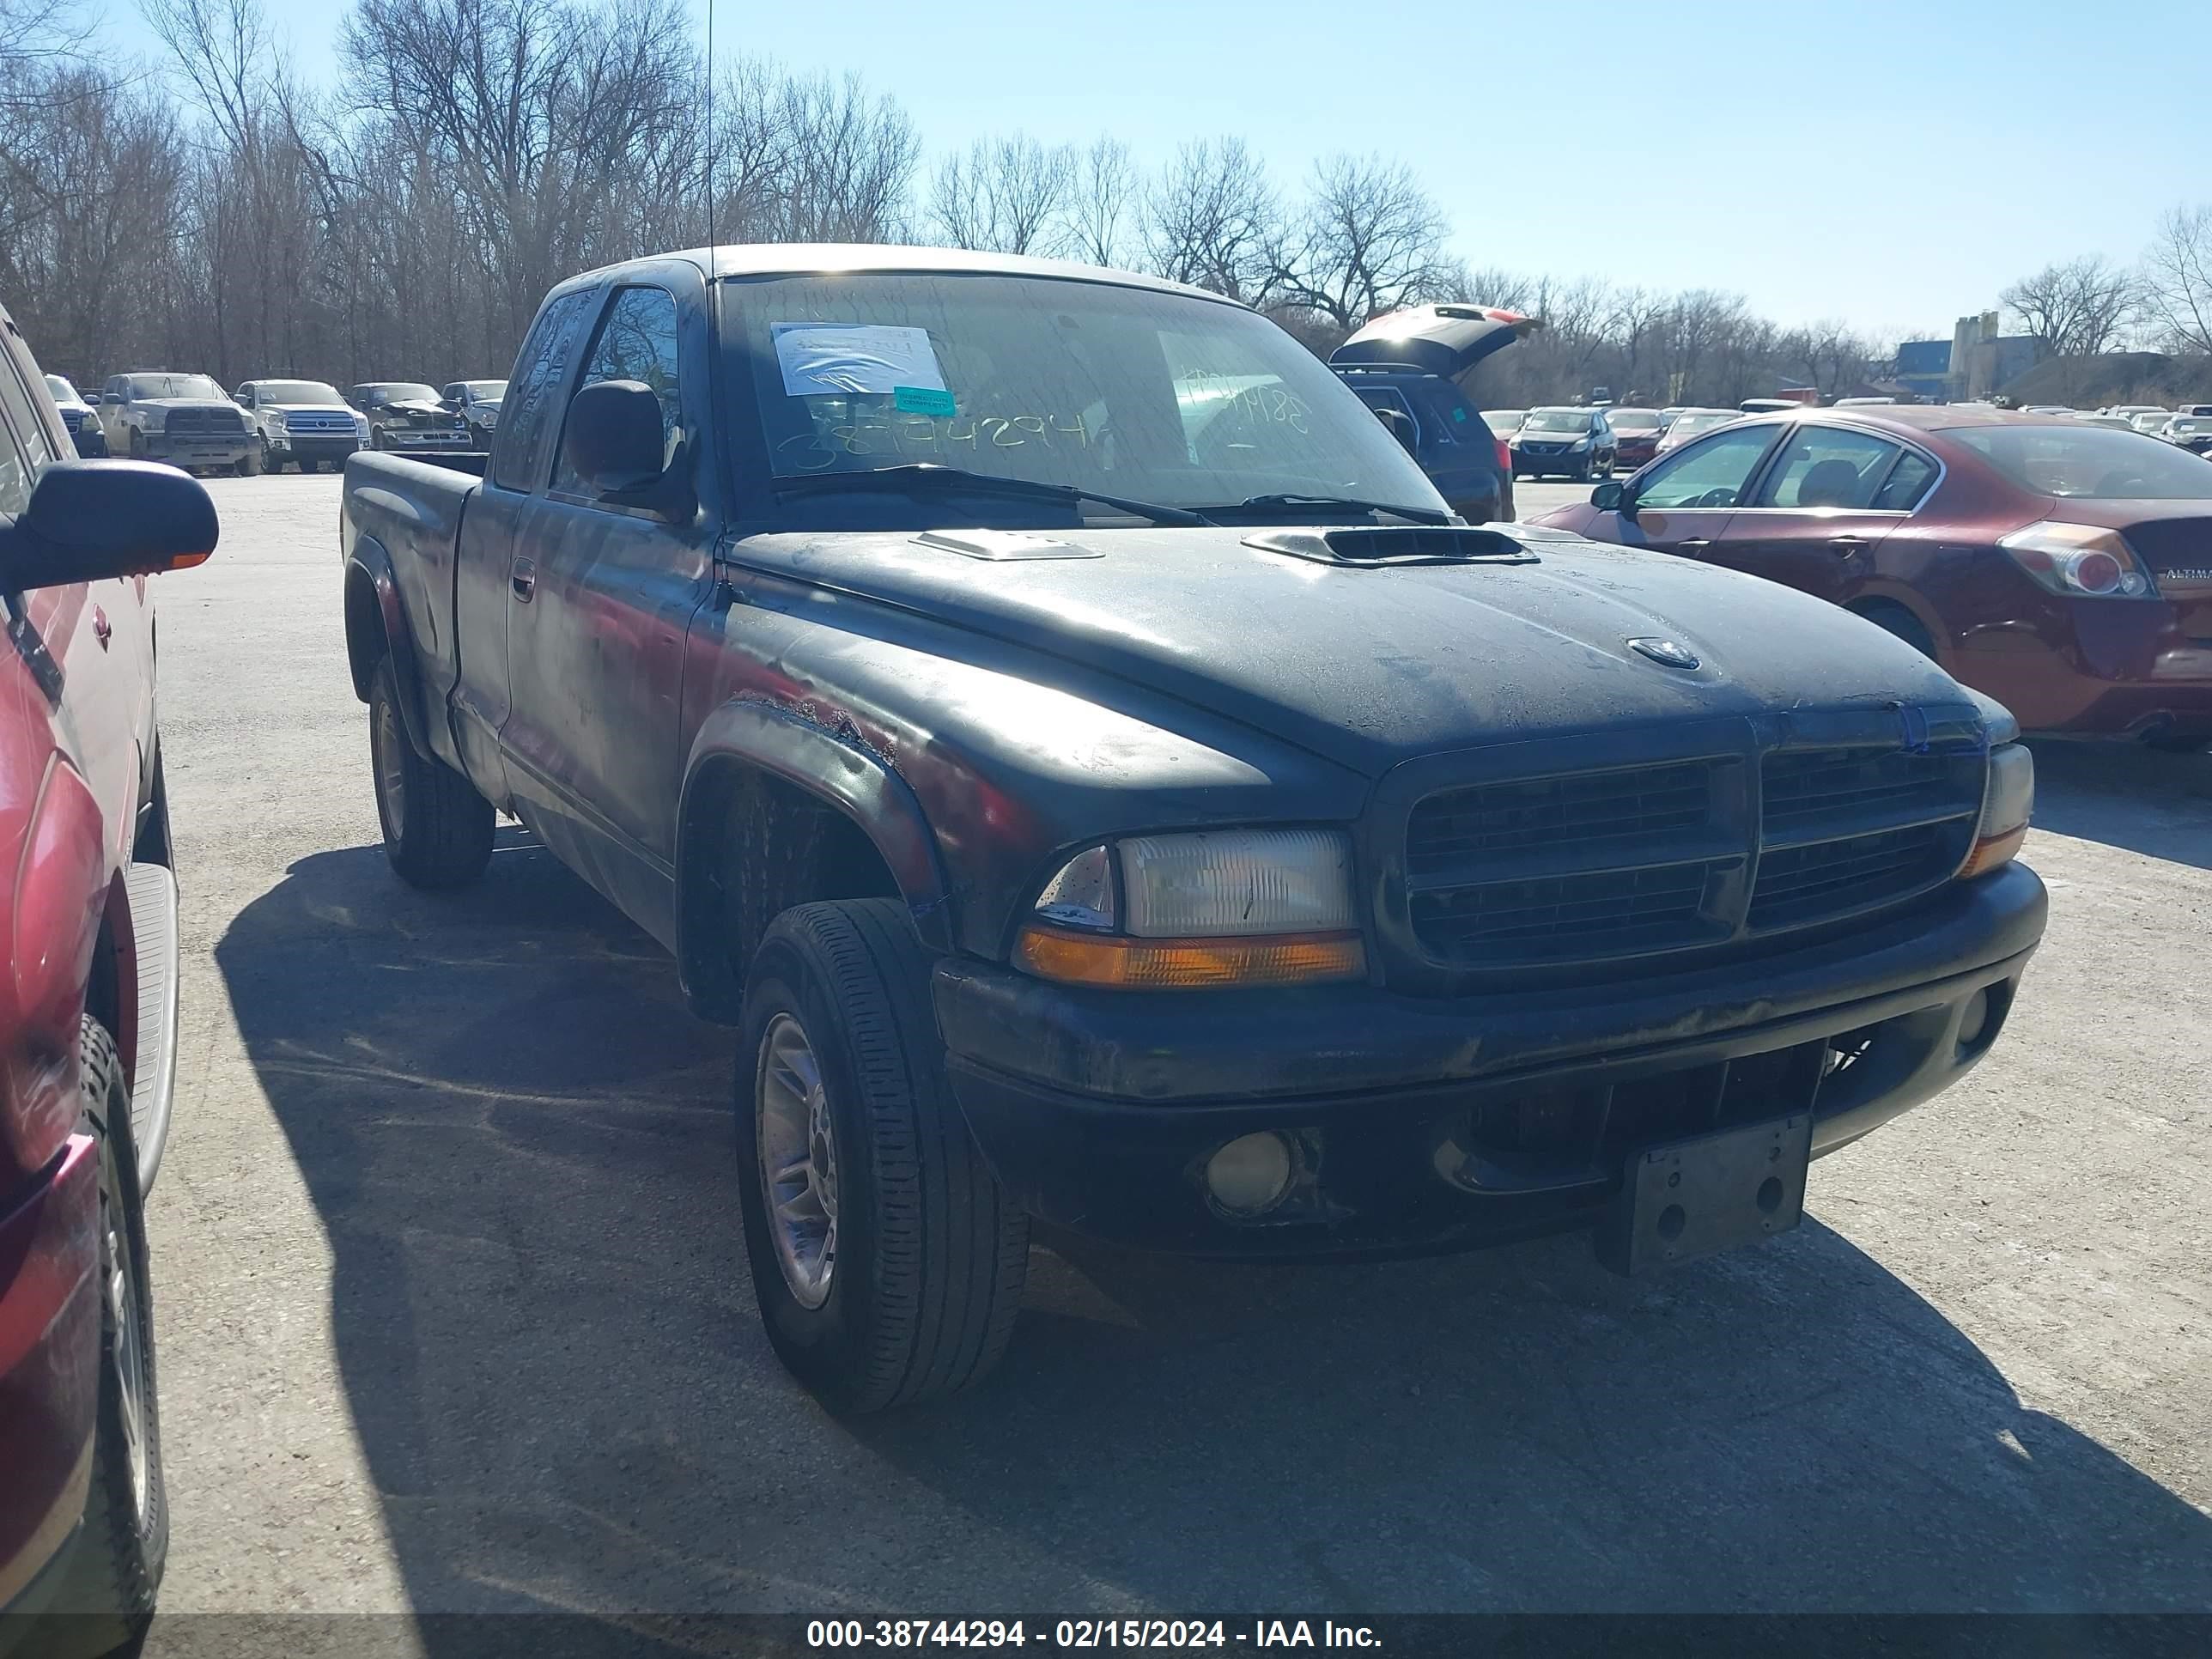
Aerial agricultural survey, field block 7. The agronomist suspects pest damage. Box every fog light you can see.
[1205,1132,1296,1216]
[1959,987,1991,1047]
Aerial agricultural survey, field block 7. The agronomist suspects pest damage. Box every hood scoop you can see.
[1243,526,1541,568]
[912,528,1100,562]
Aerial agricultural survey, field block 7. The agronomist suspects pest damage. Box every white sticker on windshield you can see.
[772,324,947,398]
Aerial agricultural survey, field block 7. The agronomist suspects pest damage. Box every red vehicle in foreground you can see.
[0,301,213,1657]
[1534,406,2212,749]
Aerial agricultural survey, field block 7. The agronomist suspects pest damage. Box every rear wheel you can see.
[1851,600,1938,660]
[43,1014,167,1659]
[369,659,494,888]
[737,899,1029,1413]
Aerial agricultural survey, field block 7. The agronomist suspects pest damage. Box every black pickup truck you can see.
[339,246,2046,1413]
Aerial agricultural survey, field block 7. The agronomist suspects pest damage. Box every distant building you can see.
[1898,313,2046,403]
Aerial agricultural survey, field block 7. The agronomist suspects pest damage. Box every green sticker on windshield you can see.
[1451,406,1467,422]
[894,386,956,416]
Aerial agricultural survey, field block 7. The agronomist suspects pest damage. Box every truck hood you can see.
[747,526,1973,777]
[380,400,446,419]
[264,401,354,416]
[138,398,239,412]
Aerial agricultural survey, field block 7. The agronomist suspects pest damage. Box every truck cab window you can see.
[491,288,596,492]
[552,286,683,499]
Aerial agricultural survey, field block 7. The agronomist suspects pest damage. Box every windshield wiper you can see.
[772,464,1211,527]
[1206,493,1453,526]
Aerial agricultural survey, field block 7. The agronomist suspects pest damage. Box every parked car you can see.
[2130,410,2177,436]
[2176,404,2212,418]
[1533,406,2212,750]
[41,375,106,458]
[1832,397,1898,408]
[2163,415,2212,455]
[339,245,2045,1412]
[1606,407,1667,470]
[1328,305,1543,523]
[439,380,507,449]
[0,298,211,1657]
[1484,408,1527,441]
[1652,407,1740,458]
[344,383,470,453]
[1513,405,1617,480]
[94,372,253,476]
[2106,404,2166,418]
[2069,413,2136,431]
[234,380,365,474]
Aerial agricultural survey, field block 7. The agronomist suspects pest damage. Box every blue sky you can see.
[94,0,2212,337]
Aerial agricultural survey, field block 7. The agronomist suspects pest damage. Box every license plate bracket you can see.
[1595,1110,1814,1275]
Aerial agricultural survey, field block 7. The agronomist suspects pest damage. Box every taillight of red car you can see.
[1494,437,1511,473]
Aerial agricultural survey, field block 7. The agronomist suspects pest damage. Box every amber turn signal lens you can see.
[1958,824,2027,879]
[1014,925,1367,989]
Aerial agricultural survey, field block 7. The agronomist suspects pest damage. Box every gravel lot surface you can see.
[138,473,2210,1643]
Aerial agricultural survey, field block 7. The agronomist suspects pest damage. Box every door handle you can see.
[1675,538,1712,550]
[510,556,537,602]
[1828,534,1870,553]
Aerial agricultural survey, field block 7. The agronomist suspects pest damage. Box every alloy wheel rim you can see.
[103,1170,150,1522]
[757,1012,837,1310]
[374,698,406,838]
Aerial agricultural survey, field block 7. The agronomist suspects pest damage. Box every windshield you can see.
[1483,410,1525,431]
[367,383,438,402]
[1525,409,1595,433]
[258,380,343,404]
[1668,412,1738,440]
[126,374,224,400]
[1953,424,2212,499]
[464,380,507,399]
[1608,409,1662,432]
[44,374,78,404]
[728,271,1441,520]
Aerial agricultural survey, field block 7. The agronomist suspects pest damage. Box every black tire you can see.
[125,428,141,458]
[369,659,494,888]
[43,1014,167,1659]
[1853,601,1939,660]
[238,441,264,477]
[369,426,389,451]
[2143,730,2209,754]
[736,898,1029,1414]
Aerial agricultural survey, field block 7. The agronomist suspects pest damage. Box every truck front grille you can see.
[163,407,246,434]
[1394,722,1985,980]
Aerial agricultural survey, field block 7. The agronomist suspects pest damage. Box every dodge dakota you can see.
[340,246,2047,1413]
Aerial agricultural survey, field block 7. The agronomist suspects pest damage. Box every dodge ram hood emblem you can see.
[1628,637,1700,670]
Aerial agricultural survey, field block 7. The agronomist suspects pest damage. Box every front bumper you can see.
[1513,448,1589,474]
[140,430,251,466]
[380,428,469,450]
[936,863,2046,1259]
[275,434,362,462]
[0,1137,98,1618]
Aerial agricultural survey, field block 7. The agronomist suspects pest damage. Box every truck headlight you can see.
[1015,830,1365,989]
[139,408,165,432]
[1960,744,2033,878]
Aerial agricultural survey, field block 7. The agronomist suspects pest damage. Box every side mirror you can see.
[101,392,123,404]
[0,461,217,592]
[563,380,666,494]
[1591,480,1629,514]
[1370,404,1419,459]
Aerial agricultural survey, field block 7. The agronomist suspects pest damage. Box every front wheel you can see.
[368,426,389,452]
[43,1014,167,1659]
[238,441,264,477]
[369,659,494,888]
[737,899,1029,1414]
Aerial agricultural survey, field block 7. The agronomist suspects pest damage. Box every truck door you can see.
[452,287,599,804]
[501,276,714,941]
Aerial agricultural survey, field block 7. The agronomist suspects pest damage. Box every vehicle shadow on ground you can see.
[214,838,2212,1642]
[2026,739,2212,870]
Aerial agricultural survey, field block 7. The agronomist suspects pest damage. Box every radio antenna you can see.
[703,0,716,270]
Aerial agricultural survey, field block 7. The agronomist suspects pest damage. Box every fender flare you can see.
[675,699,955,1017]
[342,535,434,762]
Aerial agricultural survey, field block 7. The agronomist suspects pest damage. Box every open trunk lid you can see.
[1329,304,1543,378]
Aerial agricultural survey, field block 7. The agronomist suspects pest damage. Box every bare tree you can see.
[1263,153,1449,329]
[1142,137,1278,303]
[2002,254,2142,358]
[927,132,1070,255]
[2142,205,2212,357]
[1058,135,1133,268]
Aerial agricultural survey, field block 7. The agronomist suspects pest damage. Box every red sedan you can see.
[1533,406,2212,749]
